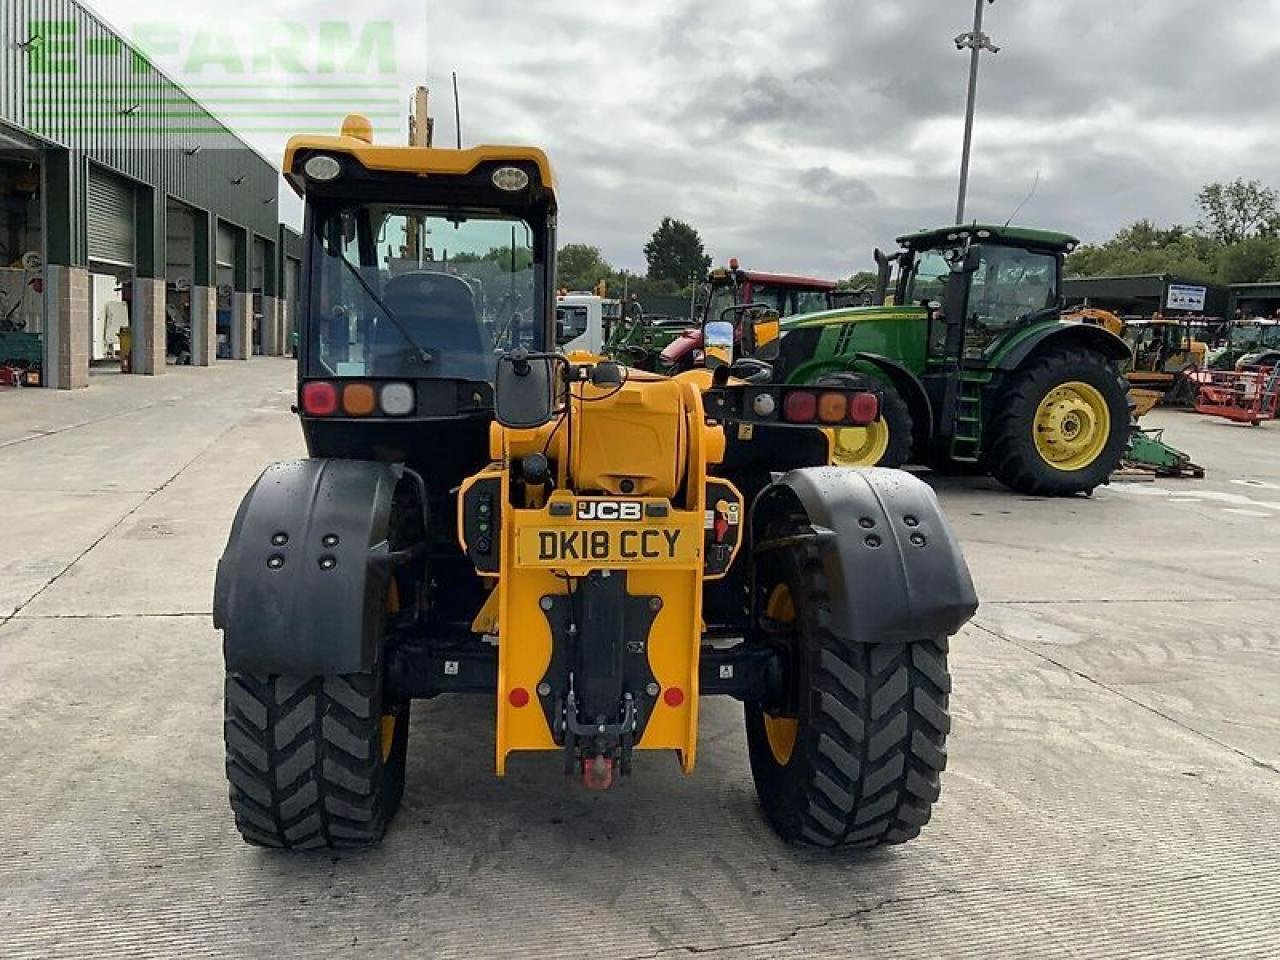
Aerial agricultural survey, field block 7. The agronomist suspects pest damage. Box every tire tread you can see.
[746,546,951,849]
[224,671,403,849]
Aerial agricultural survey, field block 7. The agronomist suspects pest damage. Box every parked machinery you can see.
[607,261,836,372]
[772,225,1132,496]
[213,118,978,851]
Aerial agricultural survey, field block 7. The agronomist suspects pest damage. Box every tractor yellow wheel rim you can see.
[762,583,799,766]
[1033,381,1110,471]
[830,421,890,467]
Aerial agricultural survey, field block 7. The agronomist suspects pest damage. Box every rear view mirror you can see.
[946,244,981,275]
[744,311,781,361]
[495,352,562,428]
[704,320,734,369]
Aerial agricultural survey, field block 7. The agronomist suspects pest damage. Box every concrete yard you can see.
[1,360,1277,959]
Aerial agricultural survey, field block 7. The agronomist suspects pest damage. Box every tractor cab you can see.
[702,261,837,323]
[889,225,1071,365]
[1236,319,1280,369]
[287,117,557,491]
[1123,316,1206,384]
[657,262,836,373]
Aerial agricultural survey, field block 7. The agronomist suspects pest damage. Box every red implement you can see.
[1194,367,1280,425]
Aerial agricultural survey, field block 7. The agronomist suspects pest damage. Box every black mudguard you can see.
[995,322,1131,371]
[214,458,404,675]
[851,353,934,442]
[753,466,977,644]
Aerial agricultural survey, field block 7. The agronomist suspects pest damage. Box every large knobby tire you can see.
[224,672,408,848]
[986,348,1129,496]
[745,530,951,848]
[817,372,914,468]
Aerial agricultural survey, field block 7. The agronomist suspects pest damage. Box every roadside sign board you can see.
[1166,283,1207,312]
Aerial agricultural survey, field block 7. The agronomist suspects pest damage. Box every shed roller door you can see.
[87,167,136,267]
[216,223,236,269]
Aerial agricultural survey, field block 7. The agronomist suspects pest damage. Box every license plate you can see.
[516,525,698,566]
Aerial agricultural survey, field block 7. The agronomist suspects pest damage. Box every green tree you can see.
[556,243,613,291]
[449,246,532,272]
[643,217,712,285]
[1066,220,1218,281]
[1197,179,1280,245]
[1214,235,1280,284]
[838,270,878,291]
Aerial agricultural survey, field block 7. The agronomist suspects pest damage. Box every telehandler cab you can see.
[214,117,977,851]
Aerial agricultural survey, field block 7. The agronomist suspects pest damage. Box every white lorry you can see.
[555,292,622,355]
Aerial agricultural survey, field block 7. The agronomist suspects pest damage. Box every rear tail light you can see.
[783,390,818,423]
[301,381,338,415]
[342,382,377,416]
[817,392,848,423]
[849,392,879,424]
[780,388,880,425]
[379,382,415,416]
[302,381,416,417]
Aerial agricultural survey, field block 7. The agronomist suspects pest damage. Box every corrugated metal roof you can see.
[0,0,279,248]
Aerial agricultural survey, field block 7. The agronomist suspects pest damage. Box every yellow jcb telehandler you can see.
[213,118,978,851]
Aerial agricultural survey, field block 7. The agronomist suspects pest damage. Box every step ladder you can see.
[950,378,984,461]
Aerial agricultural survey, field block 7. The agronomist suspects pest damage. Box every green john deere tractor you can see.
[772,225,1132,496]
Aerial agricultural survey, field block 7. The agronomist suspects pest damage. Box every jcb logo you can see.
[576,500,642,521]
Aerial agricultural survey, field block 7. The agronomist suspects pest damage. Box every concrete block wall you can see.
[47,264,90,390]
[231,292,252,360]
[190,286,216,366]
[132,278,166,375]
[261,296,281,356]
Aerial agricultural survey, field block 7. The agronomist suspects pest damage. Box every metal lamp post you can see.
[954,0,1000,225]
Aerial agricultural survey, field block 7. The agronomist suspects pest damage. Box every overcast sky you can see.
[90,0,1280,277]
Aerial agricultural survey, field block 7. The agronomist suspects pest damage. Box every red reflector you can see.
[509,687,530,708]
[663,687,685,707]
[301,381,338,415]
[783,390,818,422]
[849,392,880,425]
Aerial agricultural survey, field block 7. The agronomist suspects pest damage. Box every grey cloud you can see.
[796,166,877,208]
[95,0,1280,273]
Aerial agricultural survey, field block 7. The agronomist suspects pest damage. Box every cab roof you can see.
[897,224,1079,253]
[708,267,836,290]
[283,119,557,200]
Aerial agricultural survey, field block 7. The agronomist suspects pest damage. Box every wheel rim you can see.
[830,421,890,467]
[762,583,799,766]
[1033,380,1111,471]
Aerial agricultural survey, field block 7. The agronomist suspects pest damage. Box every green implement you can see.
[1123,427,1205,478]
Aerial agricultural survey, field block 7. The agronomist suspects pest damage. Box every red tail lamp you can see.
[782,390,818,423]
[301,381,338,415]
[850,392,880,424]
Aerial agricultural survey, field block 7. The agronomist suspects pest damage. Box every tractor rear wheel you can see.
[744,527,950,848]
[818,373,914,468]
[986,348,1129,496]
[224,671,408,848]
